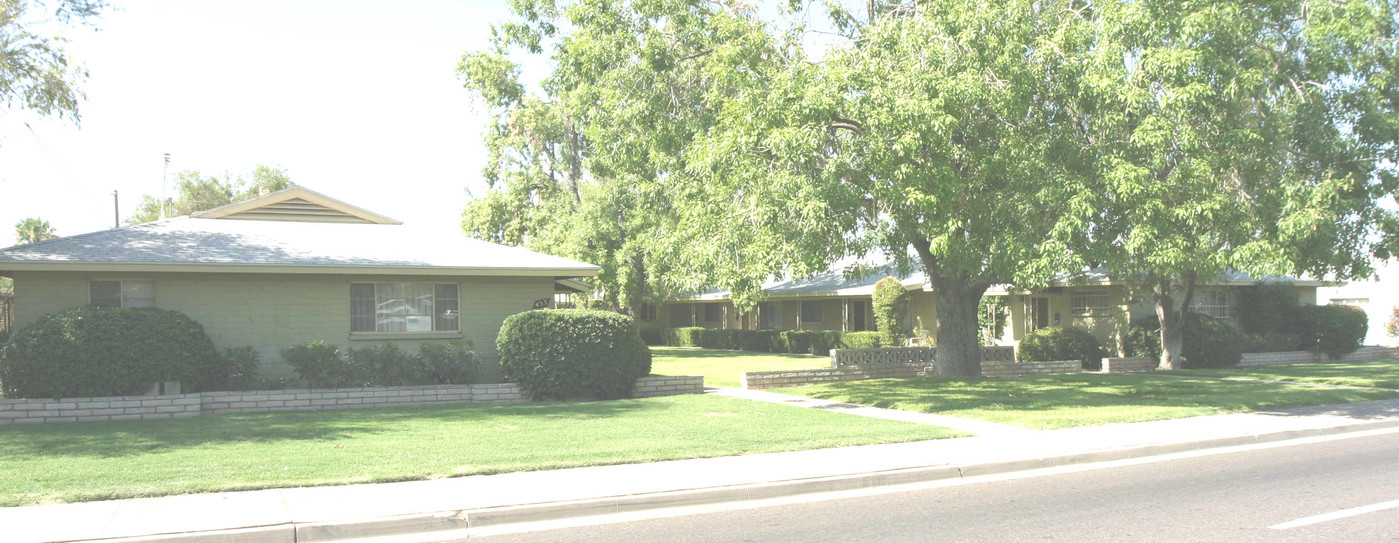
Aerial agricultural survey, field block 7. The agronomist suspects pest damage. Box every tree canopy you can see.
[463,0,1398,376]
[0,0,105,123]
[459,0,768,313]
[127,164,294,224]
[13,216,56,244]
[1078,0,1399,369]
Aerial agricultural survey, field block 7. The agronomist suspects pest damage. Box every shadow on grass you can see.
[1170,359,1399,389]
[787,374,1399,415]
[0,399,658,461]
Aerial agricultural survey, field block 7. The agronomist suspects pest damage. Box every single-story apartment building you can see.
[0,187,599,381]
[658,265,1328,354]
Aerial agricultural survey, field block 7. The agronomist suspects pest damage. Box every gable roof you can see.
[0,218,597,277]
[191,186,401,224]
[0,188,598,277]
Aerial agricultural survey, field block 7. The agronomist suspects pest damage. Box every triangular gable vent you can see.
[191,187,401,225]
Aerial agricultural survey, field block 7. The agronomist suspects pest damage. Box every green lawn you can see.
[0,394,955,507]
[774,373,1399,430]
[649,346,830,388]
[1167,358,1399,389]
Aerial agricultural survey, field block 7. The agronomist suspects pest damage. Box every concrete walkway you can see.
[6,398,1399,543]
[707,386,1034,436]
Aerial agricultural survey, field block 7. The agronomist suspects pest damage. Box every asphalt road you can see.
[461,432,1399,542]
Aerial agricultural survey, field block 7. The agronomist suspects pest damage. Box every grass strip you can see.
[1167,358,1399,389]
[774,373,1399,430]
[0,394,955,507]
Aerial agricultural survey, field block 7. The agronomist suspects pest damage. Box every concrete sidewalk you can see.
[7,398,1399,543]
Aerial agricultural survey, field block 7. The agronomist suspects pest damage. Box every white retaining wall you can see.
[0,375,705,425]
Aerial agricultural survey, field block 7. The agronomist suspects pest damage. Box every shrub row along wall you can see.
[742,357,1079,389]
[0,375,704,425]
[1237,346,1399,367]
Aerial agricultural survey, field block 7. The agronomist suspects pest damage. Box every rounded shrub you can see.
[1127,313,1244,369]
[498,309,652,400]
[872,277,910,348]
[1387,305,1399,338]
[1017,326,1105,370]
[1293,304,1367,359]
[0,306,220,398]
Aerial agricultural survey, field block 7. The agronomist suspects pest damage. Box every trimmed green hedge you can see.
[0,306,221,399]
[1127,313,1244,369]
[1294,304,1368,359]
[1018,326,1106,370]
[282,340,478,389]
[498,309,652,400]
[664,327,704,347]
[653,328,883,355]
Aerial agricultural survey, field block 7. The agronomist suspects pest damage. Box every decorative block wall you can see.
[1102,357,1157,373]
[829,345,1016,367]
[0,375,704,425]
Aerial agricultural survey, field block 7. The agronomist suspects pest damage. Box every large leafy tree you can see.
[460,0,767,313]
[1,0,105,123]
[13,216,55,244]
[1081,0,1399,369]
[681,1,1098,377]
[127,164,294,224]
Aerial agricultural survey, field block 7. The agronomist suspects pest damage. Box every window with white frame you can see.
[89,280,155,308]
[1071,290,1110,316]
[351,282,459,333]
[1191,290,1233,320]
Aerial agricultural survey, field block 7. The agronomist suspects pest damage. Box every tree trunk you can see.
[1152,274,1197,370]
[910,237,989,379]
[931,278,989,378]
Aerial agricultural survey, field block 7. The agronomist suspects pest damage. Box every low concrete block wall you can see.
[634,375,706,397]
[1238,346,1399,367]
[0,375,705,425]
[742,363,934,390]
[0,394,203,425]
[1102,357,1156,373]
[981,359,1081,379]
[830,345,1016,367]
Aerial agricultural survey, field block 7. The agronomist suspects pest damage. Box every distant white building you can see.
[1319,259,1398,347]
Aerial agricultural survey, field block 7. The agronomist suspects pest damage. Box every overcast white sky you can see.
[0,0,546,246]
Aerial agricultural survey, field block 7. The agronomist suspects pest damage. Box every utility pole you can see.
[158,153,171,220]
[112,190,119,228]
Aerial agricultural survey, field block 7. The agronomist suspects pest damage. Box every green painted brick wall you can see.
[11,271,557,382]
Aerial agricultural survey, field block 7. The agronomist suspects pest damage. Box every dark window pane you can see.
[350,283,376,332]
[801,301,822,323]
[435,284,459,331]
[90,281,121,308]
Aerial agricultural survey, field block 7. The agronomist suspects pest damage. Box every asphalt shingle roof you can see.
[0,217,598,275]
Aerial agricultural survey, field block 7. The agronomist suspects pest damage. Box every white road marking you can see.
[1270,499,1399,530]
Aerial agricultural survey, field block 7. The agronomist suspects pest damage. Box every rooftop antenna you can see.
[158,153,171,219]
[112,190,119,228]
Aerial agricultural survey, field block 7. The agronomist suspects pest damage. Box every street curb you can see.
[55,418,1399,543]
